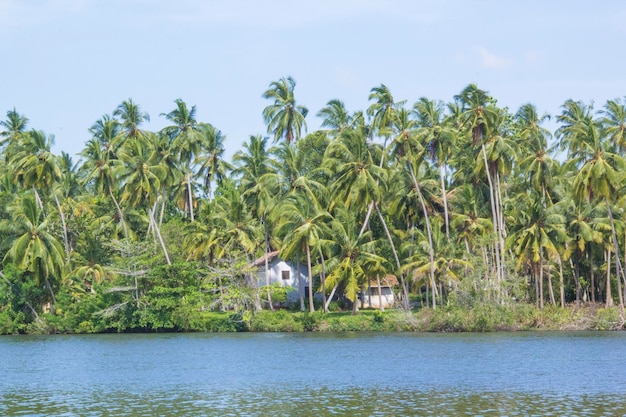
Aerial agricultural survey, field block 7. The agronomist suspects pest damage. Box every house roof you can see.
[367,275,398,288]
[251,250,280,267]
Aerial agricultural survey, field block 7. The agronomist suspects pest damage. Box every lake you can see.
[1,331,625,416]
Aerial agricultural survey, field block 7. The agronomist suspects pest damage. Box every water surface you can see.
[1,332,624,416]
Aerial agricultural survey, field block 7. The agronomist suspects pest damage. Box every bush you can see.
[591,307,622,330]
[249,310,303,332]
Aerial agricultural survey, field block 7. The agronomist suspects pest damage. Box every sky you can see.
[2,0,626,161]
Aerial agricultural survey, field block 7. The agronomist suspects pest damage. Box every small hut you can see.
[360,275,398,309]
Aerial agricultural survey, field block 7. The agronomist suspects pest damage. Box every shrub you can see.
[249,310,303,332]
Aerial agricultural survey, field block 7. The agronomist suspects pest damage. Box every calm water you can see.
[1,331,626,416]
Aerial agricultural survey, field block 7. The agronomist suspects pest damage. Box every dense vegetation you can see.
[1,78,626,334]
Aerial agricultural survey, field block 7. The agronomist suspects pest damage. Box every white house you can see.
[359,275,398,309]
[252,251,309,304]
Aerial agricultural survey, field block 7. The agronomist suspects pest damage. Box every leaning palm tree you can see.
[413,97,457,238]
[262,76,308,144]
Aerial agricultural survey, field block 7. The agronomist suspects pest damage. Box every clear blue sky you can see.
[2,0,626,160]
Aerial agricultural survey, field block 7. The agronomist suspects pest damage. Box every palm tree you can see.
[79,135,128,239]
[115,132,170,264]
[559,101,626,309]
[161,99,204,221]
[10,130,71,260]
[413,97,456,238]
[508,193,566,308]
[0,108,29,157]
[454,84,506,289]
[274,193,331,312]
[262,76,308,143]
[323,205,388,313]
[324,128,385,236]
[367,84,404,145]
[388,121,439,308]
[196,123,231,199]
[317,99,354,135]
[1,194,66,310]
[599,97,626,154]
[515,103,557,204]
[402,217,472,307]
[112,98,150,150]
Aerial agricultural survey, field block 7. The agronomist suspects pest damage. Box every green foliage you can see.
[591,307,623,330]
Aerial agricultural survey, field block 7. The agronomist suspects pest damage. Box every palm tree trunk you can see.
[375,204,410,310]
[606,249,613,307]
[547,262,556,306]
[606,201,625,311]
[407,161,437,309]
[538,256,544,309]
[109,187,128,240]
[263,217,273,310]
[319,247,327,313]
[297,258,304,311]
[439,164,450,239]
[45,278,56,313]
[325,283,339,312]
[306,241,314,313]
[376,275,385,311]
[187,172,195,222]
[481,145,503,294]
[558,257,565,307]
[148,208,171,265]
[159,188,167,226]
[534,264,540,309]
[53,192,70,260]
[588,251,595,303]
[358,202,374,239]
[33,187,43,209]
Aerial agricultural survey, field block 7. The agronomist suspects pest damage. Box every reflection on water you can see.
[1,332,625,416]
[2,388,624,416]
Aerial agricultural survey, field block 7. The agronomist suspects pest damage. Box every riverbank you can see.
[8,302,623,335]
[246,303,625,333]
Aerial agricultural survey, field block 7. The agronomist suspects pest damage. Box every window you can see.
[281,270,290,280]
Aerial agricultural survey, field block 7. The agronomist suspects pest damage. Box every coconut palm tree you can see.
[515,103,557,205]
[196,123,231,199]
[454,84,506,289]
[317,99,354,135]
[1,194,66,310]
[599,97,626,154]
[508,193,566,308]
[160,99,205,221]
[323,205,388,313]
[112,98,150,150]
[0,108,29,157]
[262,76,308,144]
[274,193,331,312]
[115,132,170,264]
[559,101,626,309]
[413,97,457,238]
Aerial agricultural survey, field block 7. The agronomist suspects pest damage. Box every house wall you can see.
[257,258,308,304]
[361,287,395,308]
